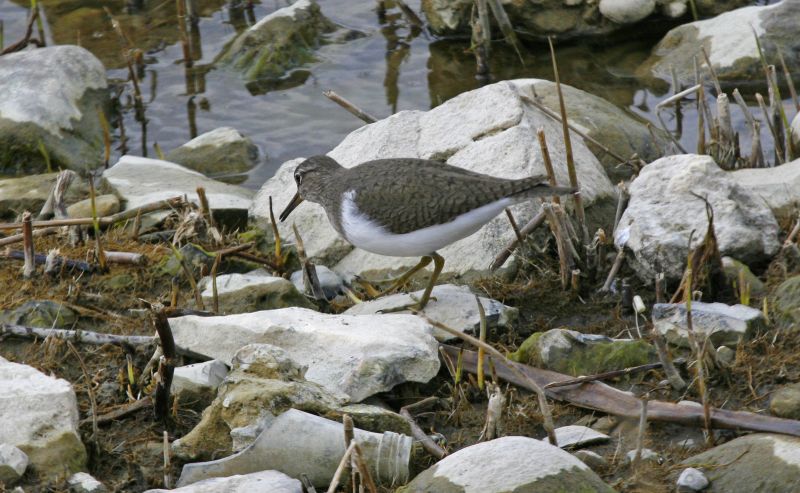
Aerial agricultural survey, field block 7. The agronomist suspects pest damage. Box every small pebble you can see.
[677,467,709,492]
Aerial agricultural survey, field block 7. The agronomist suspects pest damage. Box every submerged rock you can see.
[639,1,800,86]
[652,302,766,348]
[615,154,779,282]
[197,270,315,313]
[399,436,615,492]
[169,307,440,402]
[145,470,302,493]
[680,434,800,492]
[0,357,86,480]
[511,328,655,377]
[102,155,254,230]
[252,80,616,279]
[219,0,353,82]
[166,127,260,176]
[0,45,108,174]
[344,284,518,341]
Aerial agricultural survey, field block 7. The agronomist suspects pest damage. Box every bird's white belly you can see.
[339,191,513,257]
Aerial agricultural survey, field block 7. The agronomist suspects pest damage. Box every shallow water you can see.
[0,0,790,188]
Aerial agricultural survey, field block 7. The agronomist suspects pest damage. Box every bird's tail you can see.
[510,174,577,200]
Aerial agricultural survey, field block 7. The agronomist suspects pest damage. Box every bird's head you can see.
[279,155,343,222]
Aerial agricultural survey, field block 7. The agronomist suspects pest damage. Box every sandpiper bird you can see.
[280,155,574,309]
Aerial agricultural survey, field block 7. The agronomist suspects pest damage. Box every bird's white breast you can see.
[339,190,513,257]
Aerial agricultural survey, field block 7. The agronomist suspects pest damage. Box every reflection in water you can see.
[379,7,419,113]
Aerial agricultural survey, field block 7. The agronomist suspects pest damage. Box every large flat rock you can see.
[252,80,616,280]
[170,307,440,402]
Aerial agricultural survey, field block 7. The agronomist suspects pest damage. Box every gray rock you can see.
[0,357,86,479]
[639,1,800,86]
[572,449,608,471]
[344,284,518,341]
[66,194,120,219]
[774,275,800,329]
[677,467,710,492]
[67,472,108,493]
[0,300,78,328]
[599,0,656,24]
[172,360,229,408]
[197,271,315,313]
[400,436,615,492]
[158,243,215,278]
[615,154,780,282]
[145,470,302,493]
[681,434,800,492]
[730,158,800,219]
[102,155,254,230]
[652,302,766,348]
[290,265,348,300]
[0,444,28,485]
[716,346,736,366]
[169,307,440,402]
[721,257,765,297]
[770,382,800,420]
[550,425,610,449]
[252,80,615,280]
[0,172,85,220]
[511,328,655,377]
[166,127,260,176]
[0,45,108,174]
[219,0,337,81]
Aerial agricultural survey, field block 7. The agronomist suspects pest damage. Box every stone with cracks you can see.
[615,154,779,282]
[398,436,615,493]
[251,80,616,280]
[0,357,86,479]
[343,284,518,341]
[169,308,439,402]
[549,425,610,449]
[652,302,766,348]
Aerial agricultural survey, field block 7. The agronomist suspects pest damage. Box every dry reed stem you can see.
[631,397,648,472]
[476,295,487,391]
[21,211,35,278]
[327,441,356,493]
[472,0,491,78]
[415,312,558,445]
[292,223,324,299]
[210,254,221,313]
[504,209,523,243]
[163,430,171,488]
[323,90,377,124]
[536,128,561,205]
[196,187,214,229]
[599,249,625,293]
[777,50,800,111]
[544,361,668,390]
[486,0,522,62]
[756,92,784,165]
[490,210,546,271]
[542,203,572,290]
[352,443,378,493]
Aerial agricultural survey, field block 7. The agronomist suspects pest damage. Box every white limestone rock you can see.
[67,472,108,493]
[549,425,611,449]
[653,301,766,348]
[599,0,656,24]
[197,270,314,313]
[0,357,86,479]
[145,470,302,493]
[343,284,518,341]
[169,307,440,402]
[0,444,28,485]
[615,154,779,282]
[730,157,800,218]
[0,45,108,173]
[290,265,349,300]
[677,467,710,492]
[402,436,615,492]
[640,1,800,85]
[172,360,229,406]
[251,80,616,279]
[102,155,253,229]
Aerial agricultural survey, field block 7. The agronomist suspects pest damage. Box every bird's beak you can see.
[279,192,304,222]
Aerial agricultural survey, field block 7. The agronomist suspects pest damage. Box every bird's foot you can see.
[377,294,438,313]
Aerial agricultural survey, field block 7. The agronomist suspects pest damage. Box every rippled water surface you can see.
[0,0,788,188]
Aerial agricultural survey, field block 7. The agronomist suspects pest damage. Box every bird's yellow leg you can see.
[367,255,433,297]
[378,252,444,312]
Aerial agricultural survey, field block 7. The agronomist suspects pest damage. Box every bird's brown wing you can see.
[347,159,549,234]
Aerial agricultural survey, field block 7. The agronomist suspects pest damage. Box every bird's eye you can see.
[295,173,302,185]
